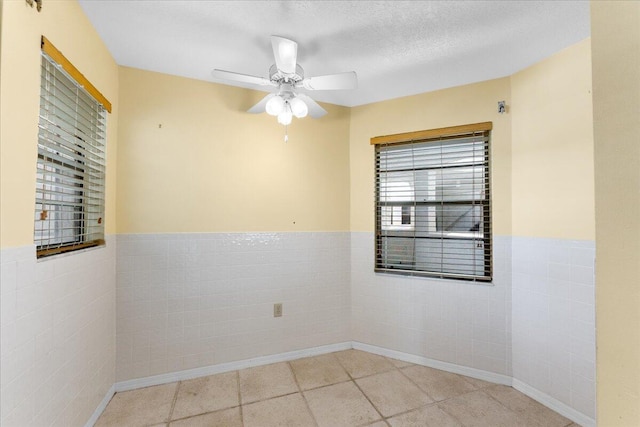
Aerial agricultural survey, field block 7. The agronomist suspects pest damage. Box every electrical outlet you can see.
[274,303,283,318]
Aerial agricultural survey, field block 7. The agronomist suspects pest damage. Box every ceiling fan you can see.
[212,36,357,128]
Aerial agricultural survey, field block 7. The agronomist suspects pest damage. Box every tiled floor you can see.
[96,350,580,427]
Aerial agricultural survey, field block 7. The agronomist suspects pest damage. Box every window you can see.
[34,37,111,258]
[373,122,492,281]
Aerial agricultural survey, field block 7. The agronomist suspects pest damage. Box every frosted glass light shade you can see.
[277,104,293,125]
[289,97,308,118]
[265,95,285,116]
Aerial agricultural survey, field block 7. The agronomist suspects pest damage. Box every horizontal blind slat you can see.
[38,124,106,161]
[38,146,104,174]
[41,62,106,121]
[374,128,491,281]
[35,50,107,256]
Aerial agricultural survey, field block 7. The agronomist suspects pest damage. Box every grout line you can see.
[297,377,353,392]
[382,402,436,422]
[481,386,536,423]
[333,352,391,422]
[241,390,302,406]
[167,380,181,424]
[402,364,501,418]
[164,371,245,423]
[351,378,386,423]
[301,349,387,425]
[236,370,244,426]
[287,361,320,427]
[332,350,356,382]
[432,388,510,426]
[460,375,492,390]
[333,349,397,382]
[432,400,467,427]
[238,366,303,404]
[394,362,437,403]
[169,405,241,423]
[107,349,577,427]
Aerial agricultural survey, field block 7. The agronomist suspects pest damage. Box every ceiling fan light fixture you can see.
[265,95,285,116]
[216,35,354,135]
[277,103,293,125]
[289,97,308,118]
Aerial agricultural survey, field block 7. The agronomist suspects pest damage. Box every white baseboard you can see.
[84,384,115,427]
[352,341,513,386]
[100,341,594,427]
[115,341,352,392]
[352,342,595,427]
[512,379,596,427]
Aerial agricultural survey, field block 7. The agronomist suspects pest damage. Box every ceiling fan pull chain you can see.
[284,125,289,143]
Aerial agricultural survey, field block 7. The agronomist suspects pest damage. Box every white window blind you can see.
[34,50,107,257]
[375,129,492,281]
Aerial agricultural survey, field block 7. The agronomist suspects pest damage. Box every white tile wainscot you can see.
[350,232,513,377]
[0,238,116,427]
[511,236,596,421]
[115,232,351,382]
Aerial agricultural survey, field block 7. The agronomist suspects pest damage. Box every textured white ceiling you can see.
[78,0,590,107]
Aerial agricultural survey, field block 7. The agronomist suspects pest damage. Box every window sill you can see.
[374,268,494,286]
[36,240,106,262]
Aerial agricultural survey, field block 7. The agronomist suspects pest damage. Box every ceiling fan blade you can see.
[296,94,327,119]
[301,71,358,90]
[247,93,275,114]
[271,36,298,75]
[212,69,274,86]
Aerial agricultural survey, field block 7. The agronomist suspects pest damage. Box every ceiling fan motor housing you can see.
[269,64,304,85]
[213,36,356,121]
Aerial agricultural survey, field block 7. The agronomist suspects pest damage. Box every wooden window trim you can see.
[373,123,493,282]
[37,240,105,259]
[41,36,112,113]
[36,43,107,259]
[370,122,492,146]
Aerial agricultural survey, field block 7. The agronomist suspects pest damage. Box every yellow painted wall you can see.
[511,39,594,240]
[0,0,119,249]
[116,67,350,233]
[592,1,640,425]
[349,78,512,235]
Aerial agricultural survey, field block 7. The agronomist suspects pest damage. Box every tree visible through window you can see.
[373,124,492,281]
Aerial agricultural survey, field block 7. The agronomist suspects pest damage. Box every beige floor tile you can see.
[485,385,572,427]
[242,393,315,427]
[172,371,239,420]
[334,349,395,378]
[170,407,242,427]
[461,375,494,389]
[95,383,177,426]
[289,353,350,390]
[401,365,477,401]
[239,362,298,404]
[96,351,575,427]
[387,405,462,427]
[356,370,433,417]
[438,390,524,427]
[387,357,414,368]
[304,381,381,427]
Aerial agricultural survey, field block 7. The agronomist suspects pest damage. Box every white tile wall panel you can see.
[350,232,513,377]
[511,236,596,420]
[115,232,351,382]
[2,230,597,425]
[0,238,116,427]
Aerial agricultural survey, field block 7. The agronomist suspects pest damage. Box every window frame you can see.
[372,122,493,282]
[35,36,111,258]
